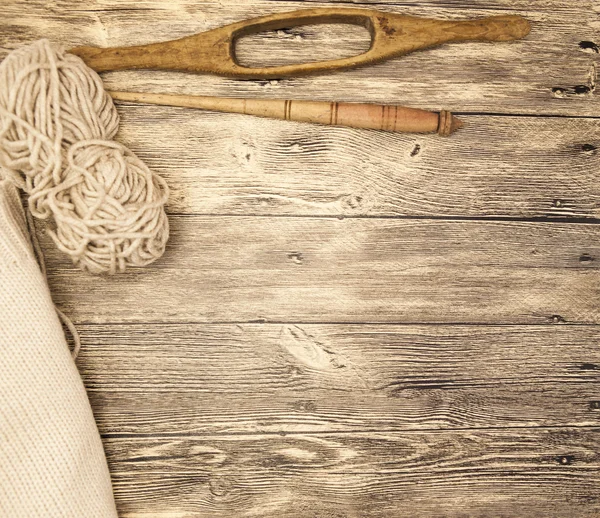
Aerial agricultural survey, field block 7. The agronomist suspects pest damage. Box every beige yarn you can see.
[0,39,169,274]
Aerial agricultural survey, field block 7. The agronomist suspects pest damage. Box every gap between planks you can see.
[99,424,600,439]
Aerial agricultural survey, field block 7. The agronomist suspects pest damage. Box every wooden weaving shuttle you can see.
[70,8,531,79]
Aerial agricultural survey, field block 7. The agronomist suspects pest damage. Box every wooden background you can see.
[3,0,600,516]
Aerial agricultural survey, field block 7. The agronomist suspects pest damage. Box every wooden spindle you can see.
[108,91,463,136]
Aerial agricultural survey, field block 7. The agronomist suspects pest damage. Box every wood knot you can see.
[279,325,343,371]
[209,477,231,497]
[344,194,363,210]
[287,365,301,376]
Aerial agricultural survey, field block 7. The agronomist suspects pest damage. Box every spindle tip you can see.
[438,111,464,136]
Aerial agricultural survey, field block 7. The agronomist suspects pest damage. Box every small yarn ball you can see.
[0,39,169,274]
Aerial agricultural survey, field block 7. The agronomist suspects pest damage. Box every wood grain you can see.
[78,324,600,434]
[41,217,600,324]
[3,1,600,516]
[112,106,600,217]
[106,430,600,517]
[2,0,599,115]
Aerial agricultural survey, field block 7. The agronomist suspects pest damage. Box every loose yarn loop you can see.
[0,39,169,274]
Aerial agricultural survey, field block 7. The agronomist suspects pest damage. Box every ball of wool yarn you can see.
[0,39,169,274]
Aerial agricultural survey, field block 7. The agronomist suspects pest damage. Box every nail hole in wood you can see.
[558,455,574,465]
[582,143,597,154]
[410,143,421,157]
[287,252,304,264]
[579,41,600,53]
[574,85,592,95]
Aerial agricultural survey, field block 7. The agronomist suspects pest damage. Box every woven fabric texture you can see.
[0,175,118,517]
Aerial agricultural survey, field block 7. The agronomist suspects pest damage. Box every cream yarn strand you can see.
[0,39,169,274]
[25,208,81,359]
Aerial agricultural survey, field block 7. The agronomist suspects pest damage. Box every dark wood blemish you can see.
[376,16,397,36]
[590,401,600,410]
[579,253,594,263]
[557,455,575,465]
[579,363,599,371]
[287,251,304,264]
[552,85,594,98]
[574,85,592,95]
[581,143,597,154]
[293,400,317,412]
[579,41,600,53]
[550,315,566,324]
[410,144,421,157]
[276,27,302,38]
[249,318,267,324]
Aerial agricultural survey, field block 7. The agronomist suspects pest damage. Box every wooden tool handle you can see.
[108,91,463,136]
[70,8,530,79]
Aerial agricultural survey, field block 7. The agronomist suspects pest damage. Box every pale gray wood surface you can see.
[105,430,600,518]
[2,0,599,516]
[115,109,600,218]
[42,217,600,324]
[80,324,600,434]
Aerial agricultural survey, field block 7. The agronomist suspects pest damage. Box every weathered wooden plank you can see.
[2,0,599,116]
[4,2,599,518]
[78,324,600,434]
[112,107,600,217]
[105,429,600,517]
[41,217,600,324]
[283,0,598,11]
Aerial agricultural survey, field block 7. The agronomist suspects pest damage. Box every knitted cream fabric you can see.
[0,176,118,516]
